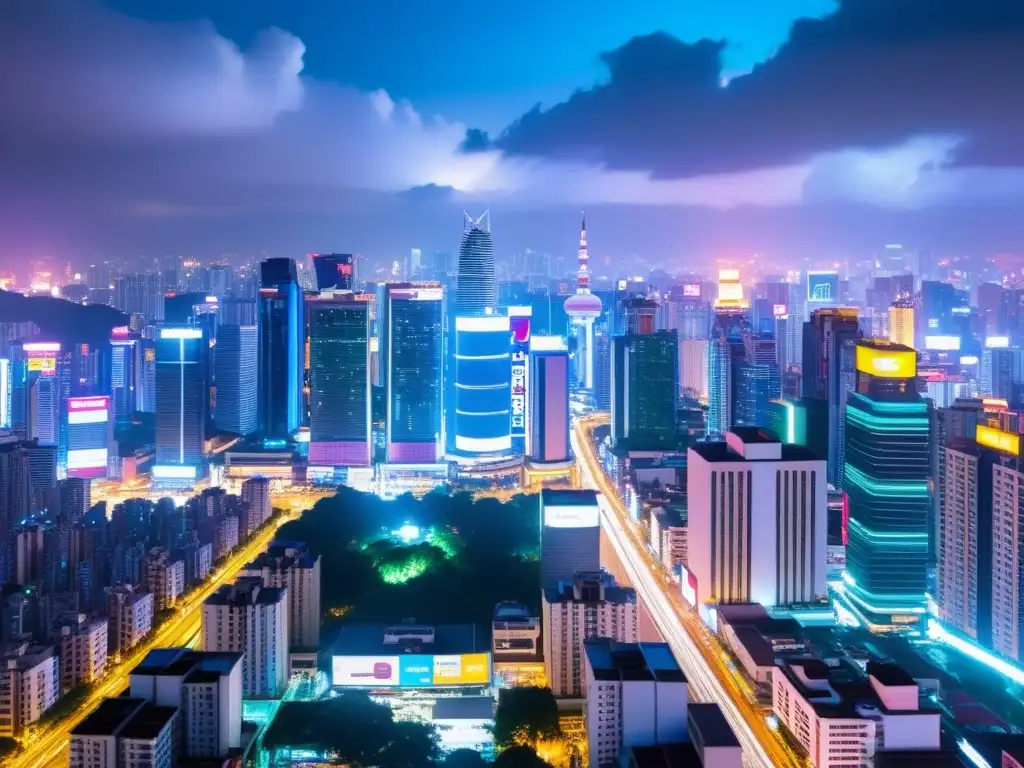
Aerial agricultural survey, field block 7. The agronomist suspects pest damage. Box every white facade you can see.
[108,586,154,656]
[142,548,185,612]
[649,508,687,572]
[60,614,109,690]
[679,338,709,400]
[241,477,272,535]
[991,459,1024,660]
[544,572,637,698]
[215,515,240,560]
[937,446,979,639]
[687,432,827,607]
[241,544,321,650]
[0,642,59,736]
[120,714,175,768]
[202,579,289,697]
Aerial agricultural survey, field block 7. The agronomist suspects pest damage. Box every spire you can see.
[581,210,586,236]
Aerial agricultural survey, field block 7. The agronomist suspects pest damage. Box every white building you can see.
[202,578,289,697]
[544,571,637,698]
[988,440,1024,661]
[679,338,709,401]
[492,602,540,658]
[772,659,940,768]
[128,647,243,759]
[937,443,980,639]
[584,639,691,768]
[58,613,109,690]
[214,515,240,560]
[241,476,272,535]
[687,429,827,607]
[241,541,321,651]
[108,585,154,656]
[0,641,59,736]
[649,507,687,573]
[142,548,185,612]
[71,697,177,768]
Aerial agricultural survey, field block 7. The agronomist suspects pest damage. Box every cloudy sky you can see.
[2,0,1023,267]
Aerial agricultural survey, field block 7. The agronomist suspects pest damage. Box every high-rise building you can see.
[732,332,780,428]
[142,547,185,612]
[456,212,495,316]
[213,324,258,436]
[0,435,33,583]
[611,331,678,450]
[240,477,272,536]
[57,613,108,691]
[888,300,915,350]
[202,578,288,697]
[308,295,372,467]
[66,395,111,480]
[540,490,601,591]
[564,215,603,390]
[687,429,827,607]
[384,284,444,463]
[452,315,511,455]
[70,697,177,768]
[107,585,154,656]
[843,341,930,630]
[109,328,139,421]
[258,258,304,439]
[592,323,612,411]
[241,541,321,652]
[0,641,58,737]
[114,273,164,322]
[543,571,637,698]
[707,334,732,438]
[154,328,206,483]
[528,338,570,465]
[312,253,355,291]
[679,338,709,401]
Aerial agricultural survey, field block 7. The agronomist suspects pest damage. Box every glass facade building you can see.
[611,331,678,450]
[213,324,258,436]
[455,213,495,316]
[453,315,511,455]
[155,328,206,473]
[257,258,304,439]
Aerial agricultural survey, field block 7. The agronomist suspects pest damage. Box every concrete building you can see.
[0,641,59,736]
[241,541,321,651]
[70,697,177,768]
[544,571,637,698]
[107,585,154,656]
[540,489,601,592]
[142,548,185,612]
[649,506,687,573]
[241,476,272,535]
[584,639,692,768]
[202,578,288,696]
[687,428,827,608]
[128,647,243,759]
[772,659,940,768]
[492,602,540,658]
[58,613,109,691]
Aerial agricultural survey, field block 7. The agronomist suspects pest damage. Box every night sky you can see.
[2,0,1023,265]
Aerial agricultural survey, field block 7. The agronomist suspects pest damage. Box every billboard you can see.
[807,271,839,303]
[679,563,698,607]
[67,395,109,479]
[924,335,960,351]
[25,343,59,377]
[773,304,788,319]
[543,503,599,529]
[332,653,490,688]
[682,283,701,298]
[855,346,916,379]
[976,424,1020,456]
[986,336,1011,348]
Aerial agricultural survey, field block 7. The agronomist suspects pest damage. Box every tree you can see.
[443,749,488,768]
[493,687,561,750]
[493,746,552,768]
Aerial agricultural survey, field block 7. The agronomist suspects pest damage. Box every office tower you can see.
[843,341,930,629]
[114,273,164,321]
[57,613,108,691]
[142,548,185,612]
[240,477,272,536]
[213,324,258,436]
[707,335,732,438]
[138,340,156,413]
[528,338,570,465]
[258,258,304,439]
[241,541,321,651]
[307,295,372,467]
[66,395,111,479]
[584,639,692,768]
[0,642,59,737]
[977,282,1011,336]
[540,490,601,590]
[679,338,709,401]
[384,284,444,463]
[920,279,961,339]
[202,578,289,697]
[888,299,915,349]
[154,328,205,483]
[564,215,603,390]
[456,212,495,316]
[669,283,711,340]
[0,435,33,584]
[109,328,139,420]
[107,585,154,655]
[980,347,1022,401]
[732,332,780,428]
[128,648,243,759]
[312,253,355,291]
[801,308,861,488]
[452,315,512,455]
[543,571,637,697]
[611,331,678,450]
[592,323,612,410]
[687,429,827,607]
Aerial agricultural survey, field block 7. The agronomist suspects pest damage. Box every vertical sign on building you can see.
[509,308,531,446]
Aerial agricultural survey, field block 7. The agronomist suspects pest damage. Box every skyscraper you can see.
[308,295,372,467]
[154,328,206,483]
[452,315,511,455]
[611,331,678,450]
[540,490,601,591]
[384,284,444,463]
[0,434,33,583]
[843,341,930,630]
[213,324,258,436]
[528,337,570,465]
[455,212,495,316]
[888,299,915,349]
[109,328,139,421]
[258,258,303,439]
[732,332,780,428]
[707,334,732,439]
[563,215,602,390]
[312,253,355,291]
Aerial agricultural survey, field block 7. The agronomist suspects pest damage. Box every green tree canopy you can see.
[443,748,489,768]
[493,687,561,750]
[493,746,552,768]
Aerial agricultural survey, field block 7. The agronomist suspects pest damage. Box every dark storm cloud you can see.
[483,0,1024,177]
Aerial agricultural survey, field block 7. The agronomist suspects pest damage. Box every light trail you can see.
[10,507,302,768]
[572,414,806,768]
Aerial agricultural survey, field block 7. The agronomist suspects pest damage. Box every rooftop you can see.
[687,703,740,748]
[625,744,704,767]
[120,705,177,741]
[205,578,287,607]
[689,441,820,464]
[333,622,486,656]
[72,698,147,737]
[131,648,243,678]
[540,489,598,507]
[586,639,686,684]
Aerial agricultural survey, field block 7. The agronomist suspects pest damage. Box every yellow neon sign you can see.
[855,346,916,379]
[976,424,1020,456]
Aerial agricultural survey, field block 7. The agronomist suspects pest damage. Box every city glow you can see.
[928,620,1024,686]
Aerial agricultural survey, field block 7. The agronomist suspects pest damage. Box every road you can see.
[11,507,301,768]
[572,414,805,768]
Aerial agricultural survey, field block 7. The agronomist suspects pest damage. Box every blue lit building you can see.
[843,340,930,630]
[154,328,206,485]
[452,315,511,455]
[611,331,678,450]
[257,258,304,439]
[707,334,732,438]
[455,212,495,317]
[110,328,140,421]
[312,253,355,291]
[732,332,780,428]
[213,324,258,436]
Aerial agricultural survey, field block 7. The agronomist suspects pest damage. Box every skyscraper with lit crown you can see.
[455,212,495,316]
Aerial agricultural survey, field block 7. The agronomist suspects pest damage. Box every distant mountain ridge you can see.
[0,291,128,345]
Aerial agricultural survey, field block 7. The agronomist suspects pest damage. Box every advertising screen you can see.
[855,346,916,378]
[67,396,109,478]
[511,350,527,437]
[679,564,698,606]
[976,424,1020,456]
[543,503,599,529]
[399,655,434,687]
[807,271,839,303]
[924,335,960,351]
[773,304,788,318]
[333,656,401,687]
[432,654,489,686]
[986,336,1011,348]
[682,283,701,298]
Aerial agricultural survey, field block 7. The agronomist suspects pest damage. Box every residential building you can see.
[70,697,176,768]
[241,476,272,536]
[0,641,59,736]
[241,541,321,651]
[58,613,109,690]
[142,548,185,612]
[107,585,154,656]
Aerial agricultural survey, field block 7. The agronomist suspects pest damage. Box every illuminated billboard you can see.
[543,503,599,529]
[332,653,490,688]
[773,304,788,319]
[682,283,701,298]
[855,345,916,379]
[66,395,109,479]
[924,335,960,351]
[976,424,1020,456]
[986,336,1011,348]
[679,563,698,607]
[807,271,839,303]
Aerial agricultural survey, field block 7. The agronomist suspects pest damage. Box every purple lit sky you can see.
[2,0,1024,267]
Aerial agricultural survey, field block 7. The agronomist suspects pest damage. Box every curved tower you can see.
[456,211,495,316]
[563,213,602,389]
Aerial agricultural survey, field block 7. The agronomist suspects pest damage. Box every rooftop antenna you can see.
[463,210,490,233]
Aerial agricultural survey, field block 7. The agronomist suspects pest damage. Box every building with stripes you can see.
[154,328,206,484]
